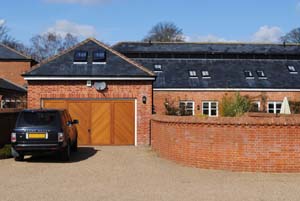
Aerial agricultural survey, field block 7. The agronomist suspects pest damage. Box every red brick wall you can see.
[151,115,300,172]
[0,61,31,86]
[154,91,300,115]
[27,80,153,145]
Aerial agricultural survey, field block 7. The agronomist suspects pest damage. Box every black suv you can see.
[11,109,79,161]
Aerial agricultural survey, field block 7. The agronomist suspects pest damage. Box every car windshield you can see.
[17,111,59,127]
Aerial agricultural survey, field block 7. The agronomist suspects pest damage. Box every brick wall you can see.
[27,80,153,145]
[151,115,300,172]
[0,61,32,86]
[154,91,300,115]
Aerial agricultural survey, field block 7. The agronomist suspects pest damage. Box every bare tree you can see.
[280,28,300,43]
[30,32,79,61]
[143,22,185,42]
[0,22,30,56]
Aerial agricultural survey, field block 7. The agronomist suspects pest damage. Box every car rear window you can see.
[17,111,59,127]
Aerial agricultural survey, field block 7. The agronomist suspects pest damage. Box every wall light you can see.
[142,96,147,104]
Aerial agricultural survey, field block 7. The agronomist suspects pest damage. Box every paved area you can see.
[1,146,300,201]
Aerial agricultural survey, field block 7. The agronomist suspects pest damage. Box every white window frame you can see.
[154,64,162,72]
[202,101,218,117]
[189,70,197,78]
[267,101,282,114]
[179,101,195,116]
[287,65,298,74]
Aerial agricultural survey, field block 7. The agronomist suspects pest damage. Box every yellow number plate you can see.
[28,133,46,139]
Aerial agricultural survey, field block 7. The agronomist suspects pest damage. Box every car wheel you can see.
[61,142,71,162]
[14,154,24,161]
[71,137,78,152]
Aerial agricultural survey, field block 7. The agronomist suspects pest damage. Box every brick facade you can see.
[151,115,300,172]
[27,80,153,145]
[0,61,32,86]
[154,91,300,115]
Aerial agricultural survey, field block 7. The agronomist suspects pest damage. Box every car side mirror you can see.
[73,119,79,124]
[67,121,72,126]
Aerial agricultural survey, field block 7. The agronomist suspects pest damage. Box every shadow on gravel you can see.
[23,147,99,163]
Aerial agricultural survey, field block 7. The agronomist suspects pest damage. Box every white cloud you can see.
[47,20,97,37]
[0,19,5,26]
[185,34,237,43]
[251,25,282,43]
[45,0,110,5]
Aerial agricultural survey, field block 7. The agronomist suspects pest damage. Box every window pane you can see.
[268,103,274,109]
[203,109,209,115]
[93,51,106,62]
[211,102,217,109]
[211,109,217,116]
[276,103,282,110]
[186,102,193,108]
[203,102,209,109]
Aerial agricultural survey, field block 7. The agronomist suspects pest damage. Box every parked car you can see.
[11,109,79,161]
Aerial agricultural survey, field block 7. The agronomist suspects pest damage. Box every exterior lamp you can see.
[142,96,147,104]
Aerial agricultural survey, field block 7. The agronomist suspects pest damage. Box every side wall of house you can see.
[27,80,153,145]
[154,91,300,115]
[0,61,31,86]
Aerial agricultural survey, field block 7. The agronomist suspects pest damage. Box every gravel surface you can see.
[1,146,300,201]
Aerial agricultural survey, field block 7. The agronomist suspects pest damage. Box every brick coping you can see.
[152,114,300,126]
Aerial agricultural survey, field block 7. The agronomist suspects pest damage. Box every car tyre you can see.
[61,142,71,162]
[71,138,78,152]
[14,154,24,161]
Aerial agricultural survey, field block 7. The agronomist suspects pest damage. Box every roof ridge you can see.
[113,41,300,46]
[90,38,155,76]
[0,43,32,60]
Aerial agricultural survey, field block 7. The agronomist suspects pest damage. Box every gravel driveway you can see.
[1,146,300,201]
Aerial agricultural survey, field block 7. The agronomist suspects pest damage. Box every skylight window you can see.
[256,70,267,79]
[93,50,106,64]
[154,64,162,71]
[189,70,197,78]
[244,70,254,79]
[74,51,88,64]
[201,70,211,79]
[287,65,298,74]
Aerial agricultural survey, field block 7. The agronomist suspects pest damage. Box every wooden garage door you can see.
[43,99,135,145]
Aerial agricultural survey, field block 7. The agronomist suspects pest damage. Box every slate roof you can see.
[132,59,300,89]
[113,42,300,55]
[0,43,31,60]
[0,78,27,93]
[24,38,155,78]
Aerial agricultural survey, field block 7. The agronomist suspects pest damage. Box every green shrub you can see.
[164,98,180,115]
[221,93,251,117]
[289,101,300,114]
[0,145,12,159]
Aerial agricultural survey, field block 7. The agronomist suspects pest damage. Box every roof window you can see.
[74,51,88,64]
[154,64,162,72]
[287,65,298,74]
[201,70,211,79]
[189,70,197,78]
[93,50,106,64]
[256,70,267,79]
[244,70,254,79]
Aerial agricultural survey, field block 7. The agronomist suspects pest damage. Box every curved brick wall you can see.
[151,115,300,172]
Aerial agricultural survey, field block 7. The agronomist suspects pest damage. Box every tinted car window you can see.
[17,111,59,127]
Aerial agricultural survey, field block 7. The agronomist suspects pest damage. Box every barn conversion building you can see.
[23,38,300,146]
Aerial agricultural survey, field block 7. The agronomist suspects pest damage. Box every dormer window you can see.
[201,70,211,79]
[244,70,254,79]
[154,64,162,72]
[93,50,106,64]
[74,51,88,64]
[189,70,197,78]
[287,65,298,74]
[256,70,267,79]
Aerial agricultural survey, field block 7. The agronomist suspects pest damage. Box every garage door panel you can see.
[113,102,134,145]
[43,100,67,109]
[91,102,111,145]
[68,102,90,145]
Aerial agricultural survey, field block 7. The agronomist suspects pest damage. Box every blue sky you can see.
[0,0,299,45]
